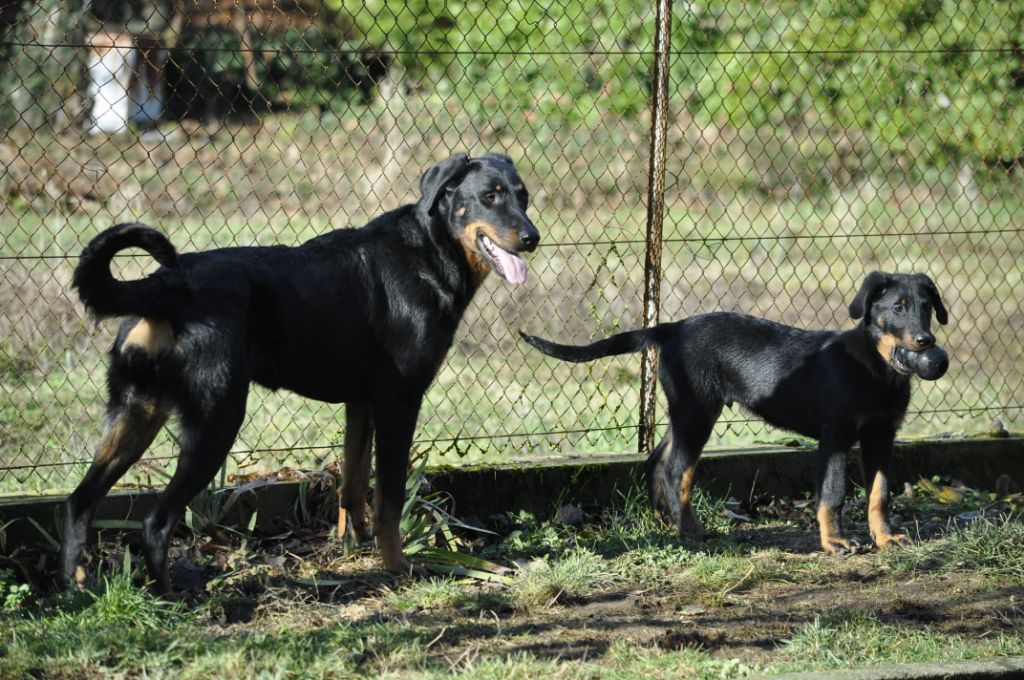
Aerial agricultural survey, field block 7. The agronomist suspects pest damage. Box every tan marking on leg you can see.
[74,565,87,589]
[91,400,165,466]
[92,416,128,466]
[868,471,912,549]
[336,506,349,538]
[678,463,707,538]
[72,400,169,585]
[95,401,166,464]
[817,503,854,554]
[338,403,373,544]
[121,319,175,356]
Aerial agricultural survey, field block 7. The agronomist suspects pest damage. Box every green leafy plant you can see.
[399,458,511,583]
[0,568,30,612]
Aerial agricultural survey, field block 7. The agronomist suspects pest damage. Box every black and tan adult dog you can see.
[522,272,948,554]
[62,153,540,592]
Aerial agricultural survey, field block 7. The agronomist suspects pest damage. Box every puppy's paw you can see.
[874,532,912,550]
[821,535,860,556]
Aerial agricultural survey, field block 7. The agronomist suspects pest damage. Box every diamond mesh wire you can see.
[1,1,1021,493]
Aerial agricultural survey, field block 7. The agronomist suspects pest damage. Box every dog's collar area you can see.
[477,232,527,285]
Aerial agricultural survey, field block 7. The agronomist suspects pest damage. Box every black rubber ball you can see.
[913,345,949,380]
[892,345,949,380]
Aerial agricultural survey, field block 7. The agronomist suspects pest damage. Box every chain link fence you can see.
[2,0,1022,493]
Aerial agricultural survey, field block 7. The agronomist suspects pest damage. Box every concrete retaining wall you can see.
[1,437,1021,552]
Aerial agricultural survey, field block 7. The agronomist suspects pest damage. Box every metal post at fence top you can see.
[638,0,672,457]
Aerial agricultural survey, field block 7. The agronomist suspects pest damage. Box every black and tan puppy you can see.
[62,153,540,592]
[522,272,948,554]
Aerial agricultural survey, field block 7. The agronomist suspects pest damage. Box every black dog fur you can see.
[522,272,948,553]
[62,153,540,592]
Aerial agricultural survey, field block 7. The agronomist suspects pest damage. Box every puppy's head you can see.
[417,153,540,285]
[849,271,949,375]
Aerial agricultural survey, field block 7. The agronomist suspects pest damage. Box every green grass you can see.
[511,547,614,609]
[2,483,1023,679]
[775,612,1024,672]
[883,513,1024,584]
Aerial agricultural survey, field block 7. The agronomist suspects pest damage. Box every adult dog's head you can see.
[417,153,540,285]
[849,271,949,376]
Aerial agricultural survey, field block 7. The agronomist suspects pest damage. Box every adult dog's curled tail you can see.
[519,325,669,362]
[72,223,189,320]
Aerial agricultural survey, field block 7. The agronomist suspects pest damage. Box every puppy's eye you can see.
[482,192,497,205]
[892,302,906,314]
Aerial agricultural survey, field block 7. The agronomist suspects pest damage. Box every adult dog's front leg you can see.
[370,391,421,574]
[338,401,374,544]
[816,436,856,554]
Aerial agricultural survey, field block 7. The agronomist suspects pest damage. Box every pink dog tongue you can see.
[489,241,528,285]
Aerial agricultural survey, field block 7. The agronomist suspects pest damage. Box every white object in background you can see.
[87,31,135,134]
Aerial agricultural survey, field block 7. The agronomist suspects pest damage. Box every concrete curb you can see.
[763,655,1024,679]
[1,436,1021,552]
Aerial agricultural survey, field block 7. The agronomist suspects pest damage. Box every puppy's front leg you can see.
[860,426,912,549]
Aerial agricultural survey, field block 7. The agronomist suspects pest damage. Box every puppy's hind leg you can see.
[644,432,674,522]
[816,434,857,555]
[661,399,719,540]
[61,392,170,589]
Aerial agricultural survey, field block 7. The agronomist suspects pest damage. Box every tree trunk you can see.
[0,0,88,131]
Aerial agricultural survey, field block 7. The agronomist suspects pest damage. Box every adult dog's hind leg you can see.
[61,395,170,588]
[338,401,374,543]
[371,390,421,574]
[859,425,910,549]
[142,384,247,594]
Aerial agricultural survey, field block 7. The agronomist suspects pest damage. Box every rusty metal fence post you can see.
[638,0,672,457]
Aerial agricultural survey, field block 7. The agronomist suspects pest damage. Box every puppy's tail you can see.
[73,223,189,320]
[519,326,668,362]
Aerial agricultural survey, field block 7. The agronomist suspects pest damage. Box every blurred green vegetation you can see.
[6,2,1022,176]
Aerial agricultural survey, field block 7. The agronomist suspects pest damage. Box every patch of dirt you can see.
[9,486,1024,671]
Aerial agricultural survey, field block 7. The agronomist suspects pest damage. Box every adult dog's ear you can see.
[849,271,891,320]
[915,273,949,325]
[417,153,471,224]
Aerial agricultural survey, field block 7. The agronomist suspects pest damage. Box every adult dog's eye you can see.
[482,192,497,205]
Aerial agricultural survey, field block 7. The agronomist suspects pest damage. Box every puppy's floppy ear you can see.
[849,271,891,320]
[417,153,470,224]
[915,273,949,325]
